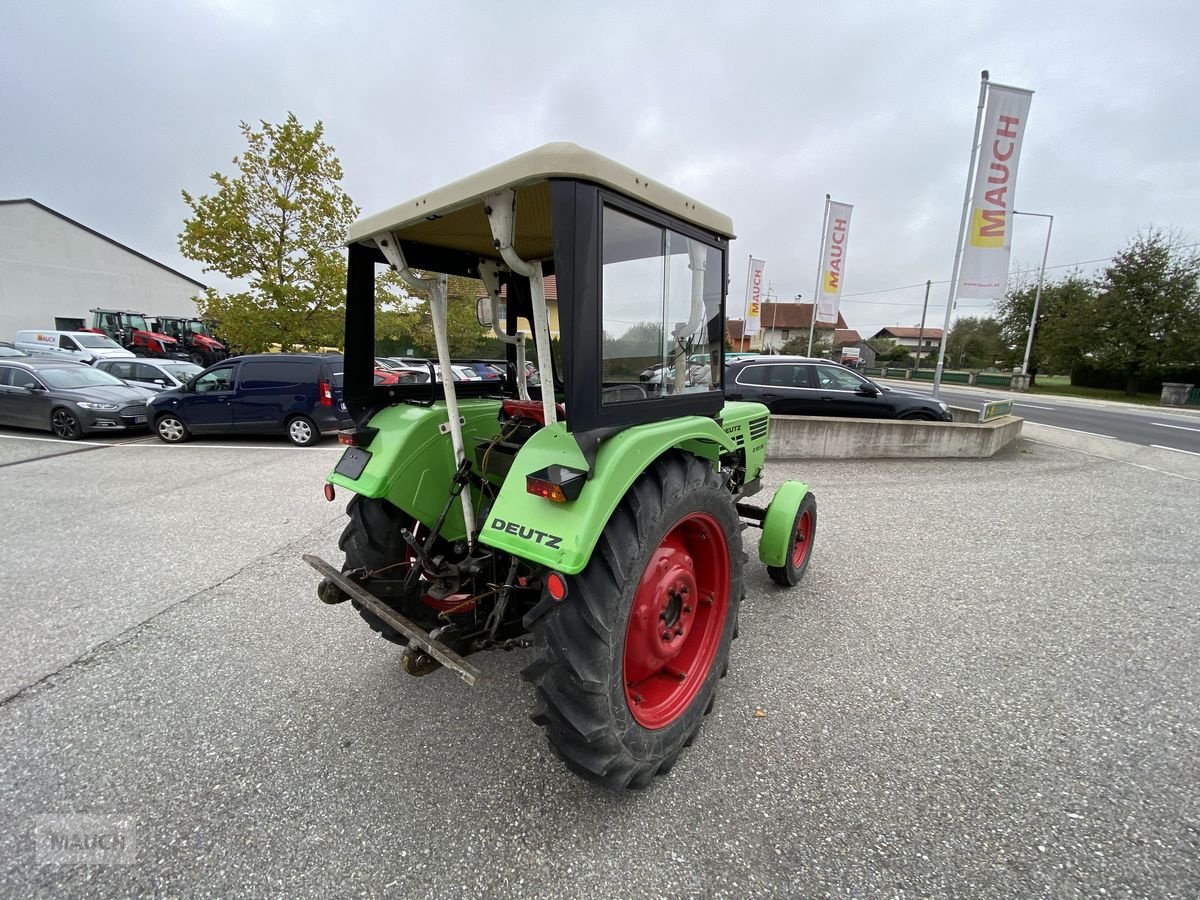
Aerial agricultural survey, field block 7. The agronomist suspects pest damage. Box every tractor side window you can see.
[600,207,722,405]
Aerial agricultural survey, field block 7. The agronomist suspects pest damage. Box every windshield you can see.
[187,321,210,336]
[159,362,203,379]
[39,366,128,389]
[127,315,150,332]
[73,333,124,349]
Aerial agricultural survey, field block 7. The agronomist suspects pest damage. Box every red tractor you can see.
[151,316,229,366]
[55,309,186,359]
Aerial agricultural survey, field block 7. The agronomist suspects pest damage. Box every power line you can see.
[836,241,1200,304]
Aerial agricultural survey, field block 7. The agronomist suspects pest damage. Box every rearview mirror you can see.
[476,297,492,328]
[857,383,881,397]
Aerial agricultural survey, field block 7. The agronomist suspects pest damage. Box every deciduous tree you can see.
[1090,229,1200,393]
[179,114,357,352]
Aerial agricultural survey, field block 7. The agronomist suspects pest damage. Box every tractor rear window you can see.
[600,206,722,405]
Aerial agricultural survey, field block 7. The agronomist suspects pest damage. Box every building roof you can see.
[479,275,559,301]
[871,326,944,340]
[0,198,206,289]
[731,302,847,331]
[727,318,745,341]
[833,328,861,347]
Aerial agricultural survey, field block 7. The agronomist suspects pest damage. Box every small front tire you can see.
[286,414,320,447]
[155,414,191,444]
[50,407,83,441]
[767,492,816,587]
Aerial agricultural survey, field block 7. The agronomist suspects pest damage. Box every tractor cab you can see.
[310,143,816,791]
[340,143,731,428]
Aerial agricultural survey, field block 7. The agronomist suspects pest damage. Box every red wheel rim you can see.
[623,512,730,729]
[791,509,813,569]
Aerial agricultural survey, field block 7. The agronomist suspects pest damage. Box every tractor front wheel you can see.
[523,452,743,790]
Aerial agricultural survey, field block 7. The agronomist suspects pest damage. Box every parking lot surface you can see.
[1,428,1197,897]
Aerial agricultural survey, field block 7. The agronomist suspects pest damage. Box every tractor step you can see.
[302,554,490,688]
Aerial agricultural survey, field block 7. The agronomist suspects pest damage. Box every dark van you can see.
[147,354,351,446]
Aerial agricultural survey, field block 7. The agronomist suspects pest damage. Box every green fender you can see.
[479,416,736,574]
[326,399,503,540]
[758,480,811,566]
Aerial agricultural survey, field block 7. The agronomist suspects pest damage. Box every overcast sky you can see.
[3,1,1196,337]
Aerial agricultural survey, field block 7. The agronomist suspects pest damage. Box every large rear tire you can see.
[331,496,450,643]
[523,452,743,790]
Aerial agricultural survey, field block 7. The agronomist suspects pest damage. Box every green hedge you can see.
[1071,361,1200,392]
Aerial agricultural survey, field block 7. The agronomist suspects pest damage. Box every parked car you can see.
[724,356,951,420]
[146,354,352,446]
[0,358,153,439]
[0,342,28,357]
[94,358,204,392]
[14,330,135,364]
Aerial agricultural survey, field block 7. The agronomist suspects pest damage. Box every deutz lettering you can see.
[490,517,563,550]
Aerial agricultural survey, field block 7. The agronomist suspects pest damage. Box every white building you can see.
[0,199,205,341]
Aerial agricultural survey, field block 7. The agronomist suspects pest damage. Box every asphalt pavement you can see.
[880,378,1200,455]
[1,428,1198,898]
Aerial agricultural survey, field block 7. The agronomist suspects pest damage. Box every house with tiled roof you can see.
[868,325,943,354]
[726,302,848,352]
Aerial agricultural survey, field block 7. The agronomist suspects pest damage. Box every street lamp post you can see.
[1013,210,1054,377]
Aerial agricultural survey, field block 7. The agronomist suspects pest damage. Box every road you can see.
[1,428,1198,897]
[882,379,1200,456]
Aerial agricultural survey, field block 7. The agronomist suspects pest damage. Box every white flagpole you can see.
[807,194,831,357]
[933,70,990,399]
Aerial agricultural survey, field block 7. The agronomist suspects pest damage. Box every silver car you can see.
[95,358,204,392]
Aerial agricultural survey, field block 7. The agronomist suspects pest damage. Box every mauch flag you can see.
[743,257,766,335]
[959,83,1034,299]
[816,202,853,323]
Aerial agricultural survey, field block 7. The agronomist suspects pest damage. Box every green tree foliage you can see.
[779,332,832,357]
[379,274,491,357]
[1090,230,1200,393]
[996,273,1095,376]
[179,114,358,351]
[868,338,912,366]
[945,316,1007,369]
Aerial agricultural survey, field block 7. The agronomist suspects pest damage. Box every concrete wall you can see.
[0,202,204,342]
[766,412,1023,459]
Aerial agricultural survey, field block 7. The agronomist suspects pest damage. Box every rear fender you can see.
[480,417,735,575]
[758,480,811,566]
[326,399,503,540]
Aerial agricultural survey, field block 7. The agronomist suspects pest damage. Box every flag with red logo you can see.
[816,202,853,323]
[959,84,1034,299]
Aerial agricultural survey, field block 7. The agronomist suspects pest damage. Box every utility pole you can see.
[767,282,778,353]
[913,279,932,370]
[1013,210,1054,378]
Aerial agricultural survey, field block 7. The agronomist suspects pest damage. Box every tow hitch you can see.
[302,554,490,688]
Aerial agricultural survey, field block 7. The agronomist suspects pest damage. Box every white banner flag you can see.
[958,83,1034,299]
[816,202,853,324]
[743,257,766,335]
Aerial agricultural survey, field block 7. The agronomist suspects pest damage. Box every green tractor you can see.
[307,143,817,790]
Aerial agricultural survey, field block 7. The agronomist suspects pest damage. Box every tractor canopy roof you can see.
[346,142,735,262]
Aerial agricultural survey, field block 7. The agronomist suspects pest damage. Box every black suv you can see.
[724,356,951,421]
[147,354,351,446]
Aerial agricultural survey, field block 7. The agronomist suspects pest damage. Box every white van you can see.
[14,330,136,365]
